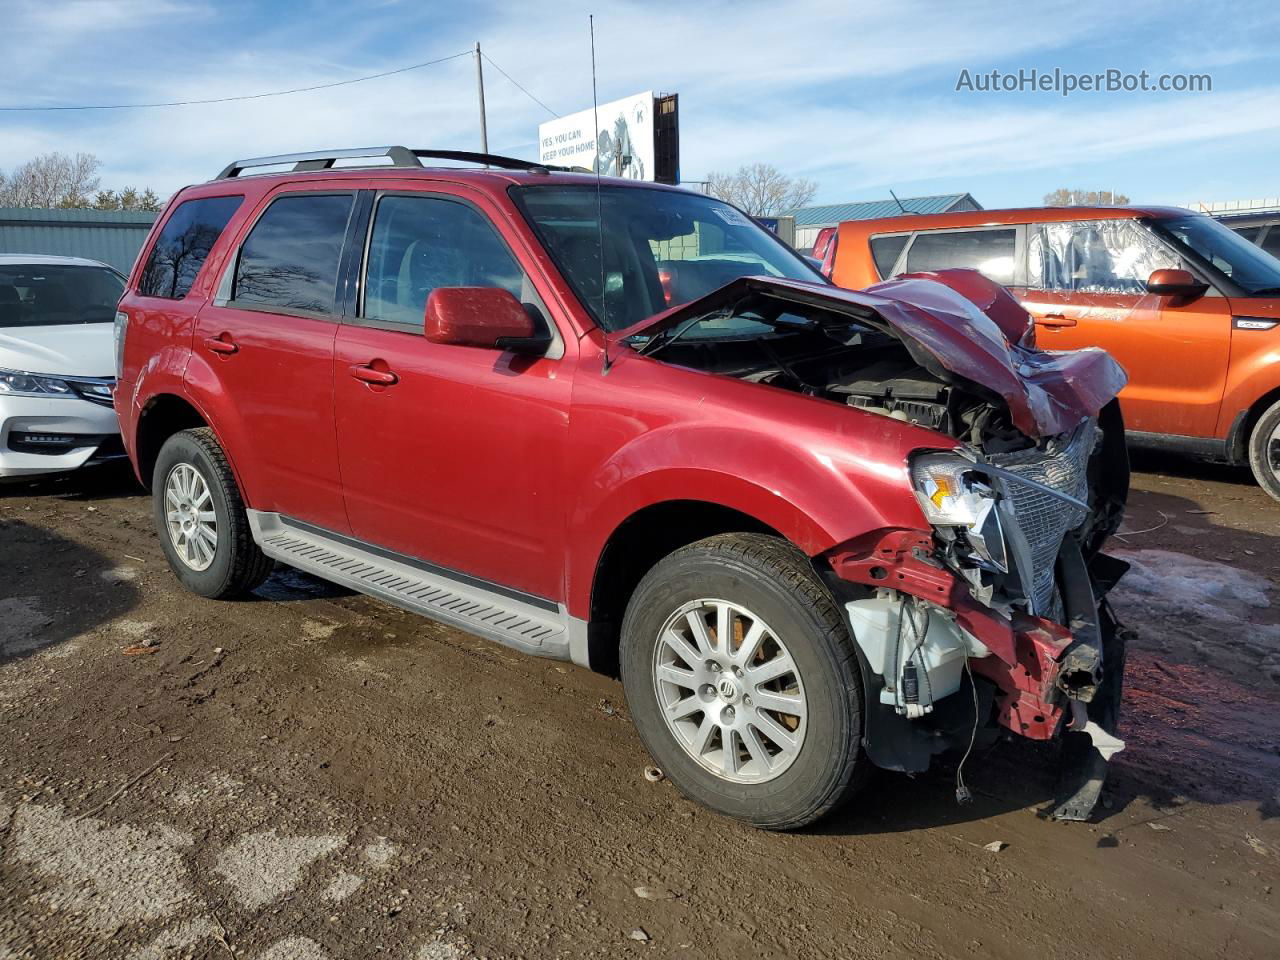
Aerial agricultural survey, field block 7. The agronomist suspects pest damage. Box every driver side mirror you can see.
[424,287,550,355]
[1146,268,1209,301]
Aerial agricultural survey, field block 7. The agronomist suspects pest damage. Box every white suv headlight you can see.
[0,367,75,398]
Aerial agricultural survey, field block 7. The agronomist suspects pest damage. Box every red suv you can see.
[116,148,1131,828]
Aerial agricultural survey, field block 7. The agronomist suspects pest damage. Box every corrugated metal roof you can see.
[787,193,980,227]
[0,207,158,273]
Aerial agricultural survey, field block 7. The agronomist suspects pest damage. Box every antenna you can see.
[590,14,612,374]
[889,189,911,215]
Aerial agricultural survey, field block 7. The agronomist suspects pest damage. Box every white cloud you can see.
[0,0,1275,204]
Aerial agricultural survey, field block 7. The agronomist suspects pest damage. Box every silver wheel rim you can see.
[1269,420,1280,477]
[164,462,217,572]
[652,598,807,784]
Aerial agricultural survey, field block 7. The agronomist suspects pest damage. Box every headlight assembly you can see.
[910,452,1008,573]
[0,367,75,398]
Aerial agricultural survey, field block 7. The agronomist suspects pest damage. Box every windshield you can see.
[1149,215,1280,295]
[0,264,125,328]
[512,184,822,332]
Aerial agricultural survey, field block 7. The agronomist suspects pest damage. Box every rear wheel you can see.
[1248,398,1280,503]
[152,428,273,598]
[619,533,867,830]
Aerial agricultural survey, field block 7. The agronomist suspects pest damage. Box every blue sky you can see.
[2,0,1278,209]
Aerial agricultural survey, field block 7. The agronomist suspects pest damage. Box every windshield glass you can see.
[1149,215,1280,295]
[0,264,125,328]
[512,184,822,332]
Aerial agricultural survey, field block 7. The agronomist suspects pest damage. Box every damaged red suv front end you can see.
[620,268,1130,819]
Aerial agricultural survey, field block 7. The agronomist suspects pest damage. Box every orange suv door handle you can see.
[1035,314,1077,329]
[204,334,238,355]
[349,363,399,386]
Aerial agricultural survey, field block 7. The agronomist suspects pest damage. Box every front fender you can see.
[563,415,937,619]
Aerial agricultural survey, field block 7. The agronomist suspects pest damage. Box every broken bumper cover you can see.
[827,527,1130,820]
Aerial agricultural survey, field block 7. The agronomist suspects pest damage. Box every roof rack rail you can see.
[215,146,576,180]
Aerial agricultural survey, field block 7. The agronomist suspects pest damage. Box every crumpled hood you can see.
[615,270,1127,438]
[0,323,116,378]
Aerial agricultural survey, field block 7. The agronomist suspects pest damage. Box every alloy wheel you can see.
[164,462,218,571]
[652,598,807,783]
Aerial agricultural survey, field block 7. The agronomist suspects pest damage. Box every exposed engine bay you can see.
[627,270,1133,820]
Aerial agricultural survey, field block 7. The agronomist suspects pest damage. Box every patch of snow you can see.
[214,830,346,910]
[1111,549,1280,679]
[10,804,195,931]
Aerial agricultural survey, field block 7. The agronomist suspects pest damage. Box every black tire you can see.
[1248,398,1280,503]
[619,533,867,831]
[152,427,273,599]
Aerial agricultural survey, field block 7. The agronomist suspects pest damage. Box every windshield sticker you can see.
[713,207,750,227]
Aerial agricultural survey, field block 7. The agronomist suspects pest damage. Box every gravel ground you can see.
[1,452,1278,960]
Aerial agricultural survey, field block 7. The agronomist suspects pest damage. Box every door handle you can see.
[349,363,399,386]
[204,334,238,355]
[1035,314,1077,329]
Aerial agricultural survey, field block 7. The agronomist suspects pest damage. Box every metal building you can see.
[0,207,157,274]
[788,192,982,251]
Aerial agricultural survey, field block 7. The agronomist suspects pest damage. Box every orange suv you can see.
[816,207,1280,500]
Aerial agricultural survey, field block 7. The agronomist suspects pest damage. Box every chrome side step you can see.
[247,510,573,661]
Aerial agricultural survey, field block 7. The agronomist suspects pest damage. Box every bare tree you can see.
[1044,188,1131,206]
[0,152,102,208]
[706,163,818,217]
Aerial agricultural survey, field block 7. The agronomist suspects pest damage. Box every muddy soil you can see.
[1,454,1278,960]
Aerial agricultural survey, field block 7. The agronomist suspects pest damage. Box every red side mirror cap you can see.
[424,287,547,354]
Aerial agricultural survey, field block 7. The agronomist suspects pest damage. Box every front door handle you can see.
[1035,313,1077,329]
[349,363,399,386]
[204,334,238,355]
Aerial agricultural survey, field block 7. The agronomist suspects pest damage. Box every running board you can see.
[247,511,573,661]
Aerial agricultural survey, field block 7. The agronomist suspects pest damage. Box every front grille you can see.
[990,420,1096,616]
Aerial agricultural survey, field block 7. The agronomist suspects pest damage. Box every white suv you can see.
[0,255,125,479]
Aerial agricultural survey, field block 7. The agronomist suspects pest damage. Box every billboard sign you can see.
[539,91,656,180]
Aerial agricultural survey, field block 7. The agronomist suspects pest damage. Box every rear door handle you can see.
[1035,314,1077,329]
[349,363,399,386]
[204,334,238,355]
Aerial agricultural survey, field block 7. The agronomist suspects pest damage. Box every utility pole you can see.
[475,42,488,155]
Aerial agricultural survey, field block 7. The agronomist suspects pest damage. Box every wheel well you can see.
[1230,386,1280,463]
[586,501,782,675]
[135,395,207,488]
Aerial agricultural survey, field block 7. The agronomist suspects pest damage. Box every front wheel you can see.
[619,533,867,830]
[1248,398,1280,503]
[152,427,273,598]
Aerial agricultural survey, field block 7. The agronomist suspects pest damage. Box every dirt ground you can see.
[1,452,1278,960]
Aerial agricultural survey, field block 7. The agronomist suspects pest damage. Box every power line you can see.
[481,52,560,118]
[0,51,473,112]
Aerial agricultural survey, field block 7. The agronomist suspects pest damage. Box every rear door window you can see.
[233,193,354,314]
[869,234,909,278]
[138,195,243,299]
[903,228,1016,284]
[361,194,526,328]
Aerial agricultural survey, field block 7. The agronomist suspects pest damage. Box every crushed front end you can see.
[622,269,1133,820]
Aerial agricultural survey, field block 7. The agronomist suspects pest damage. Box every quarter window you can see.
[903,229,1016,285]
[869,234,909,278]
[233,194,354,314]
[1028,220,1177,294]
[138,195,243,299]
[362,195,525,327]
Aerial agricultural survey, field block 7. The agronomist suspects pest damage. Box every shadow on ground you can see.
[0,518,141,662]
